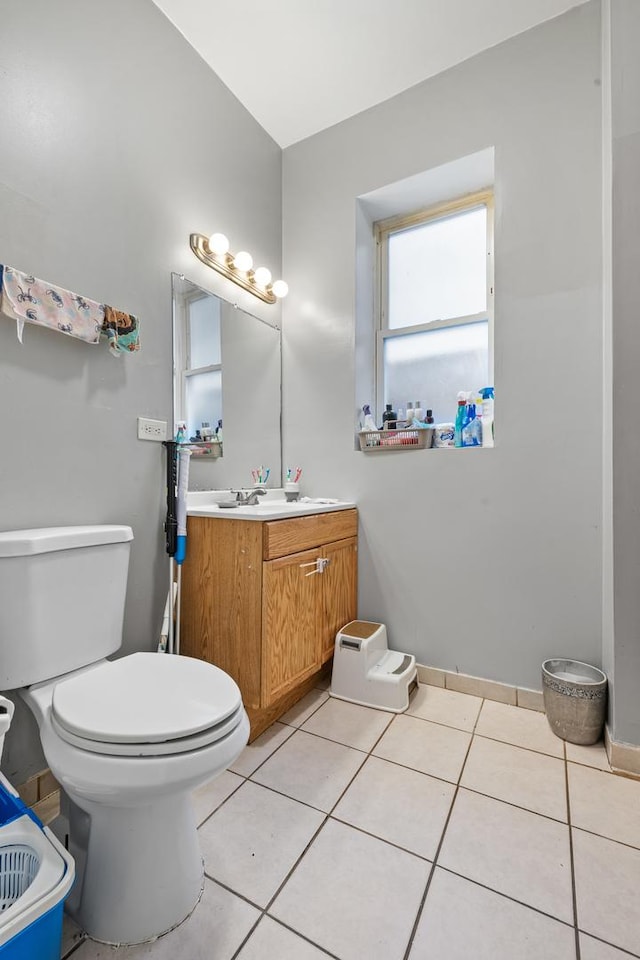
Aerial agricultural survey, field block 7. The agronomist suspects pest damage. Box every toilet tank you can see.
[0,525,133,689]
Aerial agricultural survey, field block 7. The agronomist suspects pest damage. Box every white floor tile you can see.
[191,771,243,827]
[409,869,576,960]
[71,878,260,959]
[236,916,330,960]
[579,933,635,959]
[279,689,329,727]
[573,827,640,956]
[569,763,640,848]
[565,739,610,771]
[406,684,482,732]
[229,722,295,778]
[438,789,573,923]
[271,819,430,960]
[462,737,567,821]
[301,696,393,751]
[333,755,454,860]
[198,780,324,907]
[251,729,366,812]
[475,700,564,757]
[373,714,471,783]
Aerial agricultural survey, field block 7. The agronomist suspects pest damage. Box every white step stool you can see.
[330,621,418,712]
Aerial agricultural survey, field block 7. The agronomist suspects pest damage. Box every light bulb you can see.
[208,232,229,256]
[233,250,253,272]
[271,280,289,299]
[253,267,272,288]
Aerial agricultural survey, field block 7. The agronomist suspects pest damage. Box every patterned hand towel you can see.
[0,265,104,344]
[100,305,141,356]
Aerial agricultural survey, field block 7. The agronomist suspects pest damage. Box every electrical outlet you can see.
[137,417,167,442]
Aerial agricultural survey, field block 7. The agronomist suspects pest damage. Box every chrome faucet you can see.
[233,488,267,506]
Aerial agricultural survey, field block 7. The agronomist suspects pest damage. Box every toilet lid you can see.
[51,652,242,745]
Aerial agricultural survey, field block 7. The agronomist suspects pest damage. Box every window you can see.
[175,288,222,440]
[375,191,493,425]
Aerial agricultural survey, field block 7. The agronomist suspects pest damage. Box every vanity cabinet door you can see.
[262,547,323,705]
[321,537,358,664]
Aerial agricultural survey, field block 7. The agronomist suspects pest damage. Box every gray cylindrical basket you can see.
[542,659,607,745]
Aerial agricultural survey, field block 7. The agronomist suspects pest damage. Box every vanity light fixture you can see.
[190,233,288,305]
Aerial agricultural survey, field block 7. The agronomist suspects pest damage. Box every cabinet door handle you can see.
[299,561,317,569]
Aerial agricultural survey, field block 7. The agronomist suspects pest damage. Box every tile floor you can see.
[61,681,640,959]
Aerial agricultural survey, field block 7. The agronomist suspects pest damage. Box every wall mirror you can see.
[172,273,282,490]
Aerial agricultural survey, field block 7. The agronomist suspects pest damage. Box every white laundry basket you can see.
[0,774,75,960]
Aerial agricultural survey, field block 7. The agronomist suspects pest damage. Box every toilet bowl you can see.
[0,525,249,945]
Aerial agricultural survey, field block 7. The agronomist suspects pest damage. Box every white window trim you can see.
[374,189,494,418]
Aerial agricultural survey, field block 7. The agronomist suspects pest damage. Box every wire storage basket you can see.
[358,428,434,451]
[0,846,40,913]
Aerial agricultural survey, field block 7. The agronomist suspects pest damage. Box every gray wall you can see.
[610,0,640,744]
[0,0,281,783]
[282,2,603,689]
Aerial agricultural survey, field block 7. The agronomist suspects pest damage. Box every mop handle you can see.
[162,440,178,557]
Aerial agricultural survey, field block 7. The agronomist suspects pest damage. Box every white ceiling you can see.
[153,0,587,148]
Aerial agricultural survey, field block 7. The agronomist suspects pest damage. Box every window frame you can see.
[374,189,494,419]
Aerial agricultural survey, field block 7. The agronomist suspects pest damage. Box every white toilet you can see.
[0,524,249,946]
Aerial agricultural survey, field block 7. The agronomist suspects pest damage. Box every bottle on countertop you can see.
[413,401,424,421]
[382,403,397,429]
[406,402,414,422]
[425,409,435,424]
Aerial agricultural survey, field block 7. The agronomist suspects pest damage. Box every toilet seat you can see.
[50,652,244,757]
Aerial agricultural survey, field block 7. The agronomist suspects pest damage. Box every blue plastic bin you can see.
[0,774,74,960]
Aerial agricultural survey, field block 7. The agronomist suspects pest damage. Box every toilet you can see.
[0,524,249,946]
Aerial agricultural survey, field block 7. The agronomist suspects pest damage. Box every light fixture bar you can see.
[190,233,283,304]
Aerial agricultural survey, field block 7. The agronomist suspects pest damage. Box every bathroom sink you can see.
[187,498,355,521]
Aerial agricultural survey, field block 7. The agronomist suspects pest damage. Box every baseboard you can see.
[417,664,544,711]
[605,724,640,778]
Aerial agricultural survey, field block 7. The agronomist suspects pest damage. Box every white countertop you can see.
[187,489,356,521]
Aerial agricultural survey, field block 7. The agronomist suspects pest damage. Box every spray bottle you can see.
[454,392,467,448]
[361,404,378,431]
[480,387,495,448]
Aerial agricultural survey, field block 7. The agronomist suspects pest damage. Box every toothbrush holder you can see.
[284,481,300,502]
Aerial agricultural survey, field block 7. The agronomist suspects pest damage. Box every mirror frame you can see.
[171,272,283,488]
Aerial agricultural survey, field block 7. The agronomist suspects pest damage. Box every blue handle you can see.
[175,535,187,565]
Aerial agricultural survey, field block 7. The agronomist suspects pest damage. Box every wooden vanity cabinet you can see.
[180,509,357,739]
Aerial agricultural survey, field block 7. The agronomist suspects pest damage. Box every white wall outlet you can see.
[137,417,167,442]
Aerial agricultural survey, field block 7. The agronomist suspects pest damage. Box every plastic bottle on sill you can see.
[406,402,414,422]
[480,387,495,447]
[414,401,424,421]
[454,393,467,448]
[461,403,481,447]
[361,404,378,432]
[382,403,397,430]
[425,409,435,447]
